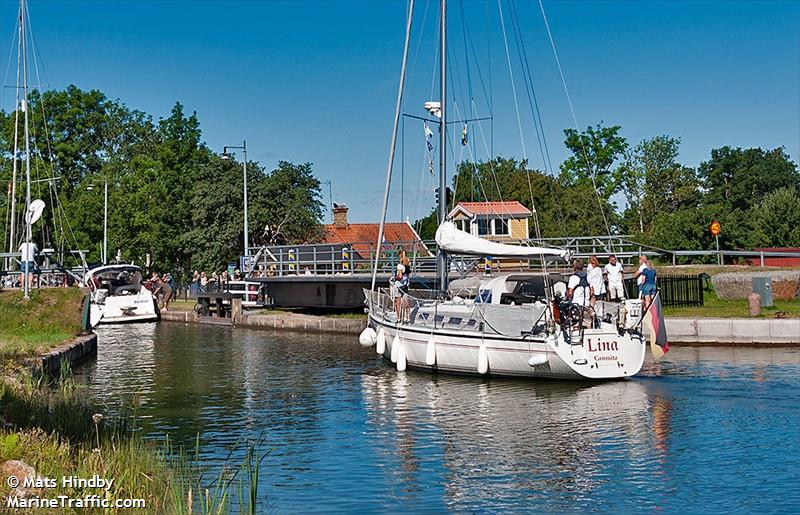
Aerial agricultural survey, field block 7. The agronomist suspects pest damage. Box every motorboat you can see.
[85,264,159,324]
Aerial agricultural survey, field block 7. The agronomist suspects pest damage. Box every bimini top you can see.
[435,221,569,260]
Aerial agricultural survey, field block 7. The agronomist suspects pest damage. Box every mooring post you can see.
[231,298,242,324]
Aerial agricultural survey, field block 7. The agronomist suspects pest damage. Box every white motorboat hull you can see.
[96,292,159,324]
[370,314,646,380]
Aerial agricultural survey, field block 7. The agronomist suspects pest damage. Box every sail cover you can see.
[435,221,569,260]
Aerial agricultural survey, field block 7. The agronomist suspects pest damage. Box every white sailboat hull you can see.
[370,314,646,380]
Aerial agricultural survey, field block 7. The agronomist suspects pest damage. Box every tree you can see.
[560,123,628,199]
[617,135,699,233]
[415,156,619,240]
[750,187,800,248]
[699,146,800,212]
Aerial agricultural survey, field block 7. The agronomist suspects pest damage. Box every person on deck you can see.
[566,258,594,327]
[635,258,657,309]
[587,255,605,304]
[603,254,625,302]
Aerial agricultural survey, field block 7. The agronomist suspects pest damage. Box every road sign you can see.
[710,220,721,236]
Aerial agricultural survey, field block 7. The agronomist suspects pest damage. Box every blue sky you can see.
[2,1,798,223]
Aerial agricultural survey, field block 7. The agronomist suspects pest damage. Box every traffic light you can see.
[435,187,454,206]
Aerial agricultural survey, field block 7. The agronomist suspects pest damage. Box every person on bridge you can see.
[603,255,625,302]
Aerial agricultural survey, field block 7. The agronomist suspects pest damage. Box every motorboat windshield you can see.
[85,265,144,296]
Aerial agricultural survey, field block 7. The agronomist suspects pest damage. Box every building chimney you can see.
[333,203,349,229]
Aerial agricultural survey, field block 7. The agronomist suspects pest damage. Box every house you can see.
[750,248,800,267]
[447,201,531,240]
[323,204,428,258]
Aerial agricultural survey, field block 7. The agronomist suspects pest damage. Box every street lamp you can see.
[221,140,249,258]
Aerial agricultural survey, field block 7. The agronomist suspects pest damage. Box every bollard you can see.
[747,293,761,317]
[231,298,243,324]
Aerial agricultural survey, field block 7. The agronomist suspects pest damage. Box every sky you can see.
[1,0,798,224]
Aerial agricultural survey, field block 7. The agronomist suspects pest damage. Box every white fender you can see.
[425,334,436,366]
[527,354,549,367]
[397,340,407,371]
[359,327,377,347]
[390,333,399,363]
[376,328,386,355]
[477,341,489,375]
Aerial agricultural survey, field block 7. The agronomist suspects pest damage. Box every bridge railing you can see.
[243,238,576,278]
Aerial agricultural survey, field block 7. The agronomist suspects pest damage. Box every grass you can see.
[664,289,800,318]
[0,368,268,514]
[0,288,86,358]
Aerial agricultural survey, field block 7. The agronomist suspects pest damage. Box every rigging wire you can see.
[537,0,616,248]
[496,0,527,160]
[507,0,566,237]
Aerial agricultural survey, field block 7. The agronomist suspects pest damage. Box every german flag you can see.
[644,292,670,359]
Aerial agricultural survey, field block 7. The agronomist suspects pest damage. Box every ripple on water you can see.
[75,325,800,513]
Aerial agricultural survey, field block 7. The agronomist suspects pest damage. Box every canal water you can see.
[77,323,800,513]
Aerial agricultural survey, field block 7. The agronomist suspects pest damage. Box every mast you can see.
[436,0,448,292]
[370,0,414,292]
[22,0,31,299]
[7,2,22,270]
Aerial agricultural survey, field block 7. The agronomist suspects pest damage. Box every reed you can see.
[0,367,269,514]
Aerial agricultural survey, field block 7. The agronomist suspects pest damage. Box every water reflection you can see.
[76,324,800,512]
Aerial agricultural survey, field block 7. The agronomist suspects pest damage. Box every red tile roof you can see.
[323,222,429,256]
[451,201,531,217]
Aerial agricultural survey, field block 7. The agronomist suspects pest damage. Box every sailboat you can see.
[361,0,652,380]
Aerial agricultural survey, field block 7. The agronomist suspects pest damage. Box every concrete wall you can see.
[160,309,366,335]
[663,317,800,344]
[28,333,98,378]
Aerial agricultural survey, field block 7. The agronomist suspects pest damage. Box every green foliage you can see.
[417,157,618,239]
[617,135,700,234]
[560,123,628,199]
[1,86,325,280]
[750,186,800,247]
[0,372,268,514]
[699,146,800,212]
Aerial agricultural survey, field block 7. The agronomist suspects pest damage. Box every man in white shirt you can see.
[603,254,625,302]
[19,241,37,289]
[566,258,592,307]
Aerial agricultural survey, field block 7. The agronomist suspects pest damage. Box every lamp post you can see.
[221,141,249,258]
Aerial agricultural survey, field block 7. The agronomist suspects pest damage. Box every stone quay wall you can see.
[712,271,800,300]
